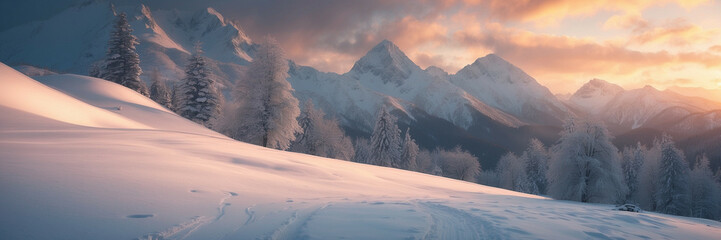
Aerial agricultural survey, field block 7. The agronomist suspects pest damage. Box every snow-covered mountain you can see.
[566,79,721,133]
[3,63,721,239]
[450,54,569,126]
[0,1,256,89]
[568,78,624,115]
[338,40,523,129]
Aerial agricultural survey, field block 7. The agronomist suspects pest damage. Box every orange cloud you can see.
[607,16,719,47]
[454,22,721,75]
[462,0,709,24]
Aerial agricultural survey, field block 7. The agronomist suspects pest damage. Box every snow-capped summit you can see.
[155,6,256,63]
[0,1,256,88]
[349,40,421,85]
[569,78,624,114]
[599,84,721,130]
[450,54,569,125]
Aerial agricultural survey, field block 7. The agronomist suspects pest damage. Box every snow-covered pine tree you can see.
[637,140,662,210]
[149,69,172,109]
[177,43,222,128]
[523,138,549,195]
[689,155,721,220]
[621,142,645,203]
[291,100,321,154]
[400,128,419,171]
[496,152,527,192]
[92,12,148,96]
[224,37,300,150]
[655,134,691,216]
[547,119,627,203]
[369,106,402,167]
[290,100,354,160]
[353,138,372,164]
[170,82,181,112]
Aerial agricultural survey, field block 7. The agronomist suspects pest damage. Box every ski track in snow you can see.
[267,203,329,240]
[418,202,501,240]
[136,191,237,240]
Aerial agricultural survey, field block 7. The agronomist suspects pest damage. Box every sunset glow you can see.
[213,0,721,97]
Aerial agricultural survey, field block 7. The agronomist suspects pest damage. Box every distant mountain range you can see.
[2,1,720,169]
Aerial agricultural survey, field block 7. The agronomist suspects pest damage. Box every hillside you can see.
[2,64,721,239]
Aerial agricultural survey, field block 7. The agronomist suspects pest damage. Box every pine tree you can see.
[655,134,691,216]
[353,138,372,164]
[689,155,721,220]
[92,12,148,96]
[369,106,402,167]
[400,128,419,171]
[638,140,662,210]
[547,119,626,203]
[222,37,300,150]
[497,152,528,192]
[178,43,222,127]
[621,142,645,203]
[292,100,321,154]
[523,138,549,195]
[290,100,354,160]
[149,69,172,109]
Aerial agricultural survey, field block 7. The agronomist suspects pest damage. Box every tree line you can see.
[481,117,721,221]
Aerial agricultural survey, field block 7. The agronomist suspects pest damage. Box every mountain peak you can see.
[572,78,624,99]
[349,40,420,85]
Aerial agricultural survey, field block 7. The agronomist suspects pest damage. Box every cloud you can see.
[454,23,721,74]
[605,16,719,47]
[461,0,709,24]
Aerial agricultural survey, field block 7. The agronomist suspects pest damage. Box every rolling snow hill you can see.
[3,63,721,239]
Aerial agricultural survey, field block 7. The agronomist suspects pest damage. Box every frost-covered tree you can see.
[92,12,148,96]
[177,44,222,127]
[170,82,182,112]
[353,138,372,164]
[523,139,549,195]
[436,146,480,182]
[496,152,528,192]
[547,119,626,203]
[222,37,300,149]
[621,142,645,203]
[400,128,419,171]
[638,141,662,210]
[479,170,500,187]
[689,155,721,220]
[149,69,172,109]
[415,149,435,174]
[290,100,354,160]
[369,106,402,167]
[655,134,691,216]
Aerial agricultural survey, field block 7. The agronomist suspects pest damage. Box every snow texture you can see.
[2,64,721,239]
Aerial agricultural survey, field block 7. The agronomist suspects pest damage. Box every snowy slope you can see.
[0,2,254,89]
[0,63,146,129]
[3,65,721,240]
[450,54,569,126]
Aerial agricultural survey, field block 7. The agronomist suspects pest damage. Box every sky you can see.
[3,0,721,94]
